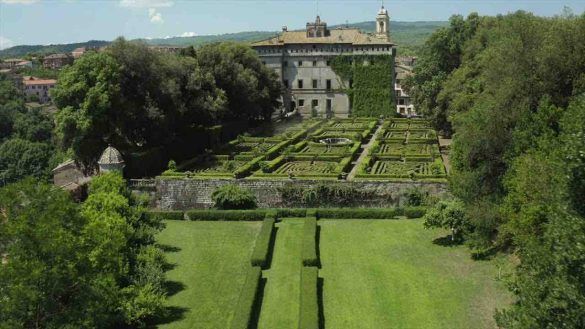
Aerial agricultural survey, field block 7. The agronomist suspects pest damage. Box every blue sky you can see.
[1,0,584,49]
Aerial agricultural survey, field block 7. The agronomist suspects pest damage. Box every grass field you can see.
[257,219,305,329]
[319,219,512,329]
[154,221,261,329]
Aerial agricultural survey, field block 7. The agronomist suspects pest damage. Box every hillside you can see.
[0,20,447,58]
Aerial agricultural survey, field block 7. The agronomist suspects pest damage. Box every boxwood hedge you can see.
[302,216,318,266]
[230,266,262,329]
[250,216,275,268]
[298,266,319,329]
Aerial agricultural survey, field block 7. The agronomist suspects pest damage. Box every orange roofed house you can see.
[22,76,57,103]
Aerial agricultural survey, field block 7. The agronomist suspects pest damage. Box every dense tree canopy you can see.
[0,74,60,185]
[409,10,585,327]
[0,173,166,328]
[53,38,281,169]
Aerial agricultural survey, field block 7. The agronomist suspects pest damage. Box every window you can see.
[326,99,332,110]
[326,60,331,66]
[312,79,318,89]
[298,79,303,89]
[326,79,332,90]
[312,99,319,108]
[283,61,288,67]
[283,80,289,88]
[312,60,317,66]
[298,61,303,66]
[399,99,405,105]
[261,61,266,65]
[349,79,353,88]
[299,99,305,107]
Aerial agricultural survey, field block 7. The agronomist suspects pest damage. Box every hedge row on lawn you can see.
[146,207,427,221]
[250,216,276,268]
[298,266,319,329]
[230,266,262,329]
[144,211,184,221]
[186,209,267,221]
[302,216,318,266]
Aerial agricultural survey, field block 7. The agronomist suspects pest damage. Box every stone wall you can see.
[144,178,449,210]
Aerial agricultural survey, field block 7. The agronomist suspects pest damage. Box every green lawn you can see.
[257,219,305,329]
[154,221,261,329]
[319,219,512,329]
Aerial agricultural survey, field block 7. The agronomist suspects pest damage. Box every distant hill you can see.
[0,40,110,59]
[0,21,447,59]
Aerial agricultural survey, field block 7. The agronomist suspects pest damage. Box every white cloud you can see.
[148,8,163,24]
[0,36,15,50]
[0,0,38,4]
[120,0,173,8]
[180,32,196,37]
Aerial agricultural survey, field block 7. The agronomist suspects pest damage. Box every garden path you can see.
[347,122,384,181]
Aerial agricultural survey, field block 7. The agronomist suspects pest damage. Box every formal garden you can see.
[151,209,512,329]
[160,117,446,182]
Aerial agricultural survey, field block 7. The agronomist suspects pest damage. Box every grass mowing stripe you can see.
[257,219,304,329]
[319,219,512,329]
[155,221,261,329]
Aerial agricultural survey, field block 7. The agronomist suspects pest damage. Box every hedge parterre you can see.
[160,118,446,181]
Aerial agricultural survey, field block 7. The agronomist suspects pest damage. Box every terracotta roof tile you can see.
[252,29,393,46]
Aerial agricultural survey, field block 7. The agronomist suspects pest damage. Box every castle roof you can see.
[98,146,124,165]
[251,28,393,47]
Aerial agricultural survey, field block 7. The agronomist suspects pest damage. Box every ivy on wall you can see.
[331,54,396,117]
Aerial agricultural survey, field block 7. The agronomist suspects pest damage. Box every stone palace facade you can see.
[252,6,396,118]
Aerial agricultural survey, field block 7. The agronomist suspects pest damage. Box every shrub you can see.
[298,266,319,329]
[144,211,184,221]
[212,185,257,210]
[302,217,318,266]
[403,187,427,206]
[230,266,262,329]
[250,217,275,267]
[403,206,427,218]
[185,209,266,221]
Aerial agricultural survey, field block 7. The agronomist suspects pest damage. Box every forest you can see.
[405,10,585,327]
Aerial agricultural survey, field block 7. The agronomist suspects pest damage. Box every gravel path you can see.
[347,122,384,181]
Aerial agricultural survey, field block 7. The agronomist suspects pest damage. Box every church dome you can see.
[98,145,124,165]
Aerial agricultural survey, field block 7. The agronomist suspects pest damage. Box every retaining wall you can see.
[135,178,449,210]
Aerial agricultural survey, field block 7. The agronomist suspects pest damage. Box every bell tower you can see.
[376,5,390,38]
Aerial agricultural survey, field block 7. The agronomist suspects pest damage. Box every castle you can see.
[251,6,396,118]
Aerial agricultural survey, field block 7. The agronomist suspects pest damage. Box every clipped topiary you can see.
[212,184,257,210]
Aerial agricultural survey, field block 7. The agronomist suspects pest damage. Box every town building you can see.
[395,57,416,115]
[42,53,74,69]
[251,6,396,118]
[71,46,98,59]
[148,45,185,54]
[22,76,57,103]
[0,58,32,70]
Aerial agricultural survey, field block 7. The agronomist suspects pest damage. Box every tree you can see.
[423,199,470,242]
[0,138,52,185]
[0,173,167,327]
[212,184,257,210]
[53,38,280,171]
[0,179,97,327]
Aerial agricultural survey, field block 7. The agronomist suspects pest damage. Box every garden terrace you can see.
[155,117,446,183]
[152,210,512,329]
